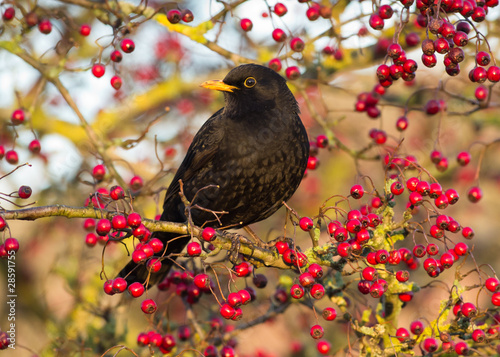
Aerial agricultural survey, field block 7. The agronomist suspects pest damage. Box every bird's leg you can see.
[222,231,242,265]
[243,226,266,248]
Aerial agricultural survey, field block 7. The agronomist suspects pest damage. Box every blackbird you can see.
[118,63,309,286]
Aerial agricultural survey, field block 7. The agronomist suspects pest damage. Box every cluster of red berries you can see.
[1,108,41,165]
[395,302,500,354]
[0,237,20,259]
[136,319,236,356]
[355,84,387,119]
[306,134,329,174]
[90,164,143,191]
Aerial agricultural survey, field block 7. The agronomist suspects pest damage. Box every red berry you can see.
[369,13,384,30]
[110,50,122,63]
[167,9,181,24]
[2,7,15,21]
[11,109,25,125]
[272,28,287,42]
[187,241,202,256]
[310,324,324,339]
[285,66,300,80]
[396,327,410,342]
[486,277,500,292]
[306,7,320,20]
[120,38,135,53]
[467,186,483,202]
[234,261,252,277]
[350,184,364,199]
[290,37,305,52]
[110,75,122,90]
[181,9,194,23]
[410,320,424,335]
[96,218,111,236]
[299,216,314,231]
[310,283,325,299]
[4,238,19,252]
[28,139,41,154]
[92,63,106,78]
[129,175,143,191]
[299,272,315,287]
[317,340,331,355]
[202,227,216,241]
[220,303,235,319]
[274,3,288,16]
[423,337,438,352]
[141,298,157,314]
[456,151,471,166]
[240,18,253,31]
[128,282,145,297]
[80,24,91,36]
[112,215,127,230]
[378,4,394,19]
[462,226,474,239]
[290,283,305,299]
[268,58,282,71]
[488,66,500,82]
[322,307,337,321]
[103,280,114,295]
[18,185,32,199]
[308,263,323,278]
[112,277,128,293]
[38,19,52,34]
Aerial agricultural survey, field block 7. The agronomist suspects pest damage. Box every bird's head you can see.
[200,64,299,117]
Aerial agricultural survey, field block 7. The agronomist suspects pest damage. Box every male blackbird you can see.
[119,63,309,286]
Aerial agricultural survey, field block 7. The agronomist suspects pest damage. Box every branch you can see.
[1,205,336,270]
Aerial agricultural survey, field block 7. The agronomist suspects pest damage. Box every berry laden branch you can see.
[0,204,338,270]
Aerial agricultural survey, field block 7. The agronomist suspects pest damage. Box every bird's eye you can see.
[244,77,257,88]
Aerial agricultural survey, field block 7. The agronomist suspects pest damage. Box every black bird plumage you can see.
[118,64,309,286]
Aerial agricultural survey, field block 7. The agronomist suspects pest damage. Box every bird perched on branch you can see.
[119,63,309,287]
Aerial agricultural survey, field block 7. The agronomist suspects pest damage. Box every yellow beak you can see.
[200,79,239,93]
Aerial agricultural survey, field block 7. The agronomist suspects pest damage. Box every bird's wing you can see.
[162,108,225,209]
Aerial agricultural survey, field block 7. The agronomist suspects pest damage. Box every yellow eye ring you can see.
[244,77,257,88]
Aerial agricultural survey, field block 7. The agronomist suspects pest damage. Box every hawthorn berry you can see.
[80,24,91,36]
[285,66,300,80]
[467,186,483,202]
[181,9,194,22]
[112,277,128,293]
[322,307,337,321]
[423,337,439,353]
[290,37,305,52]
[110,50,122,63]
[240,18,253,31]
[141,299,157,314]
[299,216,314,231]
[120,38,135,53]
[96,219,111,236]
[167,9,181,23]
[306,6,320,20]
[317,340,331,355]
[2,7,15,21]
[128,282,145,297]
[290,284,305,299]
[92,63,106,78]
[186,241,202,256]
[272,28,287,42]
[110,75,122,90]
[38,19,52,34]
[308,263,323,279]
[410,320,424,335]
[310,283,325,299]
[18,185,32,199]
[310,325,324,339]
[350,184,364,199]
